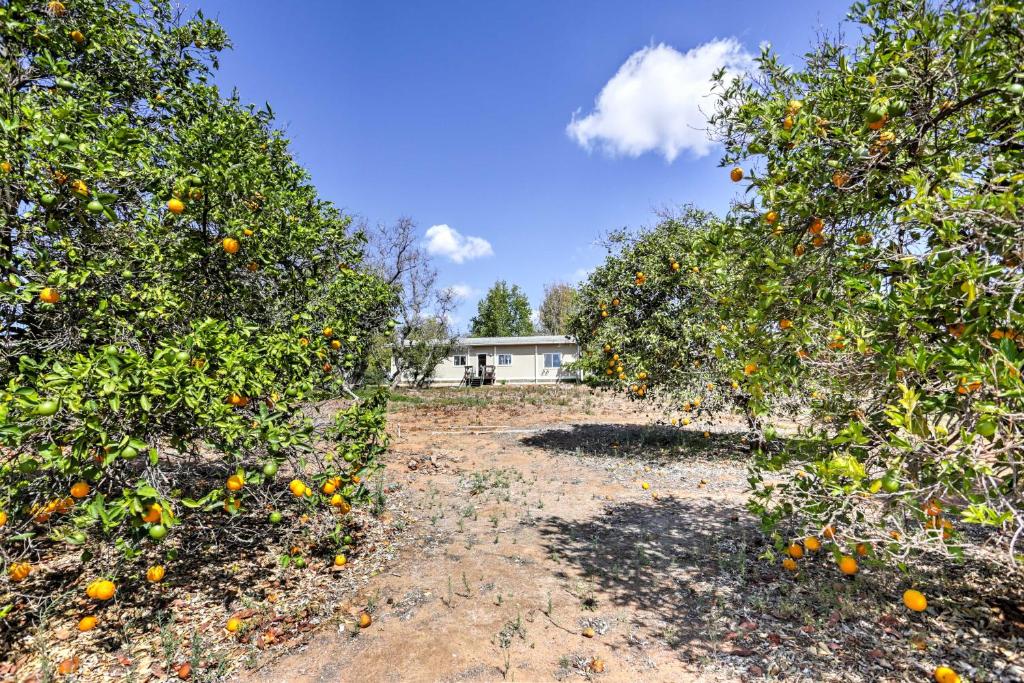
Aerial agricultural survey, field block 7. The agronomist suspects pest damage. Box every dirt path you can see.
[245,387,755,683]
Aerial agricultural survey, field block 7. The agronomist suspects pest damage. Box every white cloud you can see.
[424,224,494,264]
[567,39,753,162]
[571,267,593,282]
[447,283,476,300]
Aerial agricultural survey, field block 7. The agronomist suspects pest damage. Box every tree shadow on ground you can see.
[535,494,1024,680]
[521,423,750,462]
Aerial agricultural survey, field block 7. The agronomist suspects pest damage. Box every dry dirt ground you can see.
[243,385,1024,683]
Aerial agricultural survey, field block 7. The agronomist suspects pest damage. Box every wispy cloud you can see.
[571,267,593,283]
[425,224,494,264]
[567,39,753,162]
[446,283,476,300]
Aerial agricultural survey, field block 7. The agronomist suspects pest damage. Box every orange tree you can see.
[0,0,395,598]
[573,0,1024,568]
[567,206,777,428]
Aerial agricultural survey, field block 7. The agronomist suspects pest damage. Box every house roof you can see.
[457,335,575,346]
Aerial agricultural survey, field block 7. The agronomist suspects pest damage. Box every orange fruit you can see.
[838,556,858,575]
[934,667,959,683]
[855,233,872,245]
[804,536,820,552]
[167,198,185,214]
[226,474,244,491]
[808,218,824,235]
[331,494,351,513]
[226,617,242,632]
[794,243,806,256]
[822,524,836,539]
[40,287,60,304]
[903,589,927,612]
[832,172,850,188]
[70,29,85,45]
[330,339,342,350]
[764,210,779,225]
[70,481,90,498]
[0,511,7,527]
[71,179,88,196]
[176,662,192,680]
[289,479,306,497]
[9,562,31,582]
[0,161,11,173]
[924,499,942,516]
[87,579,116,600]
[242,228,254,237]
[323,327,334,337]
[730,167,744,182]
[142,503,162,524]
[358,612,372,628]
[867,115,888,130]
[855,542,870,557]
[334,554,347,567]
[299,337,309,346]
[786,543,804,559]
[246,262,259,272]
[779,319,793,330]
[58,657,81,675]
[782,557,797,571]
[48,1,68,17]
[78,615,98,631]
[146,565,166,583]
[222,237,240,254]
[743,362,758,375]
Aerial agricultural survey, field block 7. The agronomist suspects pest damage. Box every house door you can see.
[477,354,487,376]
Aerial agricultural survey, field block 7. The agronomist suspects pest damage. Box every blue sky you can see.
[200,1,849,331]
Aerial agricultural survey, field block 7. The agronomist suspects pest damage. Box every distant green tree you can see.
[470,281,534,337]
[538,282,578,335]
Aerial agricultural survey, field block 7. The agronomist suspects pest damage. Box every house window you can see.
[543,352,561,368]
[453,355,467,366]
[497,354,512,366]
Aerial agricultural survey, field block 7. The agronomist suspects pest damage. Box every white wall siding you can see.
[392,338,580,386]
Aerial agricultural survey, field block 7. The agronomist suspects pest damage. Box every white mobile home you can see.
[394,335,582,386]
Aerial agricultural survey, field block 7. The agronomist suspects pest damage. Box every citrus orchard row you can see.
[571,3,1021,681]
[0,0,397,666]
